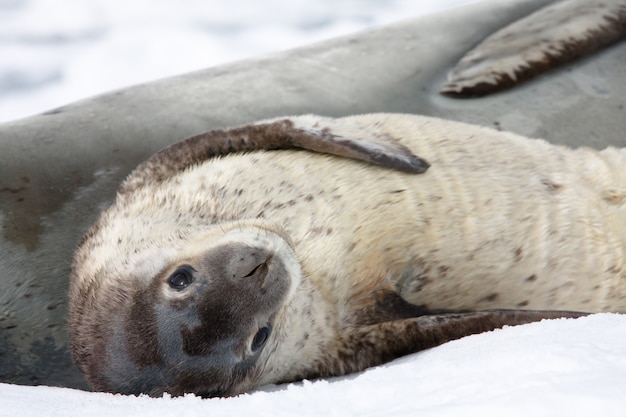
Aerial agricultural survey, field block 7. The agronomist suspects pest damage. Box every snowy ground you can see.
[2,314,625,417]
[2,1,626,416]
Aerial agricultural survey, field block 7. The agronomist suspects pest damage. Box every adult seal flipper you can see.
[336,309,586,375]
[120,118,429,194]
[440,0,626,97]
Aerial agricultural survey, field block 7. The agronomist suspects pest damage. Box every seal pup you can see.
[440,0,626,96]
[69,113,621,398]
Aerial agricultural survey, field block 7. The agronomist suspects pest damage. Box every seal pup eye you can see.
[167,266,194,290]
[251,325,272,352]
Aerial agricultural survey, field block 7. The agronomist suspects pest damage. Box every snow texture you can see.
[2,314,625,416]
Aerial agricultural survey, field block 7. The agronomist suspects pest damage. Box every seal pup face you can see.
[69,115,431,397]
[70,222,302,397]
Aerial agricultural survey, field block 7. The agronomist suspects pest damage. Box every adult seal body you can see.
[69,113,623,398]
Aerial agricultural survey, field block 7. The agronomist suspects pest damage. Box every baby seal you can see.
[70,113,623,398]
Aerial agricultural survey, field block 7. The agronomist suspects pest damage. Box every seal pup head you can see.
[70,219,303,397]
[69,116,430,397]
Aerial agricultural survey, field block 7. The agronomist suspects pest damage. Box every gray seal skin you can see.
[1,0,626,389]
[441,0,626,96]
[69,112,624,398]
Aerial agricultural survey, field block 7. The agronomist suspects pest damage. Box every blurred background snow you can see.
[0,0,480,122]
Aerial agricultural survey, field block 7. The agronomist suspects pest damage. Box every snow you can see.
[2,1,625,415]
[0,0,480,122]
[2,314,625,416]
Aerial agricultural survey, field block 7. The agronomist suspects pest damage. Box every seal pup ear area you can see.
[120,119,429,193]
[334,309,587,376]
[440,0,626,97]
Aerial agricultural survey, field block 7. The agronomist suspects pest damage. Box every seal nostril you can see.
[243,262,267,279]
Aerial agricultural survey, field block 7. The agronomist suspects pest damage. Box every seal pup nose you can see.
[223,245,273,289]
[241,258,272,291]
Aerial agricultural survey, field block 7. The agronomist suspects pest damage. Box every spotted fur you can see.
[70,113,624,398]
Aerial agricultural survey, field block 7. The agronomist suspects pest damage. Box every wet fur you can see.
[70,113,623,397]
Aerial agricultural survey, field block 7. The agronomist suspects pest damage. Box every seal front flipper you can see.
[440,0,626,97]
[282,116,430,174]
[120,118,429,194]
[331,309,587,377]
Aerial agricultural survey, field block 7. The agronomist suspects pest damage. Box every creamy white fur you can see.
[75,113,626,314]
[71,113,626,394]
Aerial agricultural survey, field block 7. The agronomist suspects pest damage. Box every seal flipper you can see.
[120,119,429,194]
[440,0,626,97]
[330,309,587,378]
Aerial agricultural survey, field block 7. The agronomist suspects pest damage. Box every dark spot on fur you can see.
[525,274,537,282]
[0,186,26,194]
[482,293,499,302]
[514,247,523,262]
[602,190,626,205]
[541,179,563,193]
[412,275,432,293]
[516,301,529,307]
[305,194,314,202]
[296,332,310,350]
[606,265,621,274]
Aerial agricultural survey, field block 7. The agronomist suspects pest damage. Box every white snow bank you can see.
[2,313,624,417]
